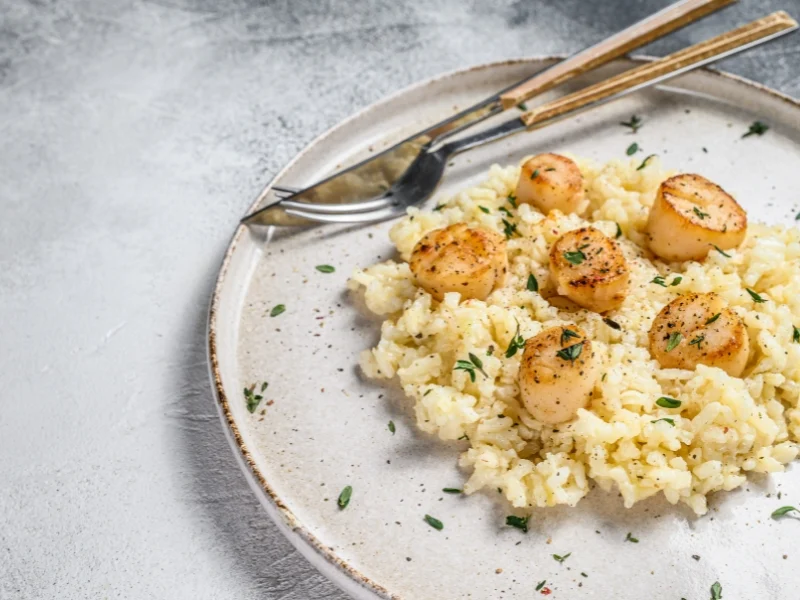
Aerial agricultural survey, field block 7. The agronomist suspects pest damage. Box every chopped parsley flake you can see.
[747,288,766,303]
[625,532,639,543]
[517,102,528,111]
[711,581,722,600]
[530,169,540,180]
[388,421,395,434]
[693,206,710,220]
[636,154,656,170]
[771,506,799,519]
[743,121,769,138]
[626,142,639,155]
[615,222,623,238]
[502,218,518,239]
[689,334,705,348]
[794,326,800,343]
[553,552,571,563]
[656,396,681,409]
[478,205,490,214]
[536,581,546,591]
[337,485,353,509]
[563,249,587,265]
[507,194,517,208]
[556,341,583,363]
[561,328,580,346]
[244,385,265,413]
[316,264,335,273]
[651,275,681,287]
[442,488,463,494]
[506,515,530,532]
[527,273,539,292]
[270,304,286,317]
[706,313,721,325]
[499,206,512,217]
[665,332,682,352]
[424,514,443,530]
[620,115,642,133]
[433,203,446,211]
[712,244,731,257]
[653,418,675,426]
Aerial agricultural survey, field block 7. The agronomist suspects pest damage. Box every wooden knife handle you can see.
[520,11,797,128]
[499,0,736,110]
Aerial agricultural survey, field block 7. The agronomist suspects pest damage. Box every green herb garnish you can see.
[244,385,264,414]
[625,532,639,543]
[553,552,571,563]
[626,142,639,155]
[706,313,721,325]
[563,249,587,265]
[424,514,443,530]
[261,382,268,392]
[527,273,539,292]
[793,326,800,343]
[771,506,799,519]
[507,194,517,208]
[433,203,446,211]
[517,102,528,111]
[656,396,681,409]
[316,264,335,273]
[506,515,530,532]
[270,304,286,317]
[536,580,546,591]
[621,115,642,133]
[615,222,623,238]
[455,352,488,382]
[561,328,580,346]
[665,332,682,352]
[502,218,518,239]
[711,581,722,600]
[530,169,540,180]
[743,121,769,138]
[478,205,490,214]
[653,418,675,426]
[338,485,353,509]
[499,206,512,217]
[443,488,462,494]
[505,322,526,358]
[388,421,395,434]
[556,341,584,363]
[693,207,710,220]
[636,154,656,170]
[747,288,766,303]
[689,334,705,348]
[712,245,731,257]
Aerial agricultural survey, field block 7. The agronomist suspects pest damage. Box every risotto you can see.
[348,155,800,515]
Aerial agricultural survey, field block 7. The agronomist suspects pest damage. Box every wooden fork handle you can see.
[520,11,797,128]
[499,0,736,110]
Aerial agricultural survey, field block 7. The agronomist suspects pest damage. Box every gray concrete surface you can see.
[1,0,798,598]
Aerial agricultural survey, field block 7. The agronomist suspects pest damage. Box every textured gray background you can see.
[1,1,798,598]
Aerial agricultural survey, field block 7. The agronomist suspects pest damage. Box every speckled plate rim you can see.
[206,56,800,600]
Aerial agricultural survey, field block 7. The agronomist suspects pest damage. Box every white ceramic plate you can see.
[208,58,800,600]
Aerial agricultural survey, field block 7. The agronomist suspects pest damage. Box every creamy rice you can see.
[348,156,800,515]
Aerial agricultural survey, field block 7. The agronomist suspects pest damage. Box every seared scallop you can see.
[516,153,587,215]
[549,227,630,313]
[409,223,508,301]
[648,292,749,377]
[519,325,599,424]
[647,174,747,262]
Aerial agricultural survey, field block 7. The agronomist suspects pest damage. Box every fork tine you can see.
[279,196,393,214]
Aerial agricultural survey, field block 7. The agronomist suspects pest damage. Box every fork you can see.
[256,12,796,226]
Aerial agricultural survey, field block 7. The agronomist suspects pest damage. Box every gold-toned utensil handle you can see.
[521,11,797,129]
[499,0,736,110]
